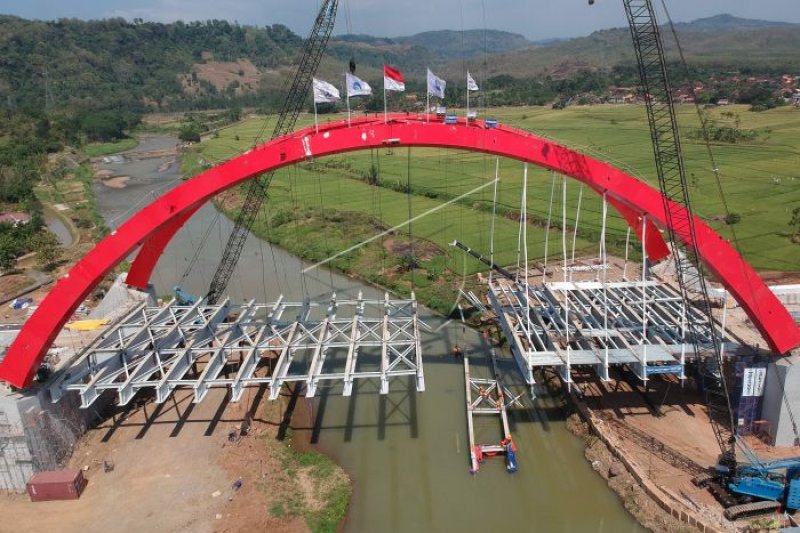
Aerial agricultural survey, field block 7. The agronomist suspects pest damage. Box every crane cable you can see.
[180,209,222,285]
[657,0,760,313]
[407,147,416,290]
[343,0,356,74]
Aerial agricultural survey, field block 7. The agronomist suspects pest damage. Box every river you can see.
[43,208,73,248]
[93,133,644,532]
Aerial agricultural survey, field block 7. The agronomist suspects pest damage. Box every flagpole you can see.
[314,99,319,134]
[347,93,351,127]
[384,84,387,124]
[426,91,430,124]
[466,73,470,121]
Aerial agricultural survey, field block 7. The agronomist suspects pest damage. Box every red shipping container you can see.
[27,469,87,502]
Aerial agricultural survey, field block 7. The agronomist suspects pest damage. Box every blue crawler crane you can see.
[717,438,800,520]
[700,438,800,520]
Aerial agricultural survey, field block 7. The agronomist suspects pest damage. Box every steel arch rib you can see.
[126,204,202,289]
[1,115,797,388]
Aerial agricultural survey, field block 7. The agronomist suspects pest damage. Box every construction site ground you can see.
[0,387,319,533]
[573,371,800,531]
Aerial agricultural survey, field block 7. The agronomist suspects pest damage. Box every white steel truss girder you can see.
[51,293,424,408]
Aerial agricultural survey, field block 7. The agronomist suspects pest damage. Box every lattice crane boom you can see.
[618,0,736,460]
[206,0,338,304]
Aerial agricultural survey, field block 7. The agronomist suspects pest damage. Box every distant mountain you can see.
[530,37,569,46]
[329,29,533,74]
[440,15,800,80]
[334,34,397,46]
[333,15,800,82]
[395,30,533,60]
[674,14,796,32]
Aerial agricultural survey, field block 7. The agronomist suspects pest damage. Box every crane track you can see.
[723,499,781,521]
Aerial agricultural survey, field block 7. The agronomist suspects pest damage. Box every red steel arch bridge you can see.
[1,114,798,400]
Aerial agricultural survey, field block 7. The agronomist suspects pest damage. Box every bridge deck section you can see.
[49,292,423,407]
[489,277,740,388]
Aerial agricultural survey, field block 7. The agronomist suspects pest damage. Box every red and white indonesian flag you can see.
[427,68,446,98]
[313,78,340,104]
[346,72,372,97]
[467,71,479,92]
[383,65,405,92]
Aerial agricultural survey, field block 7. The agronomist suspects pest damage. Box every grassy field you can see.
[83,137,139,157]
[191,104,800,276]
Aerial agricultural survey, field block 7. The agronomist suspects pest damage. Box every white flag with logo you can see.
[467,72,479,92]
[346,73,372,97]
[313,78,340,104]
[427,68,446,99]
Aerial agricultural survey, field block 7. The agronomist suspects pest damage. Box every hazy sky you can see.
[1,0,798,40]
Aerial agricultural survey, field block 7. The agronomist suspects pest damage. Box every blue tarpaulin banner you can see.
[645,364,683,375]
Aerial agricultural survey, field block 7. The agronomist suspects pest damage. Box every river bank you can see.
[566,403,732,533]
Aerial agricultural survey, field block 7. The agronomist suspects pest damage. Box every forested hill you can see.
[0,13,798,119]
[0,16,304,113]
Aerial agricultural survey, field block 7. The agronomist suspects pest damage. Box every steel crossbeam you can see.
[342,292,364,396]
[193,300,257,403]
[49,293,424,407]
[230,297,284,402]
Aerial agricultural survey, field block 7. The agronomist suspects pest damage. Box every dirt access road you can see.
[0,388,308,533]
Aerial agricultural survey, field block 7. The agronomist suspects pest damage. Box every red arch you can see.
[1,115,797,388]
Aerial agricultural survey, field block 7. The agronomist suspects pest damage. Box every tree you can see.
[724,212,742,225]
[0,239,17,272]
[363,163,379,186]
[32,231,62,271]
[227,107,242,122]
[790,206,800,243]
[178,123,202,143]
[79,111,128,142]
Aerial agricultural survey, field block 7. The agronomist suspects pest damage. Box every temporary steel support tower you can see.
[206,0,338,304]
[622,0,736,457]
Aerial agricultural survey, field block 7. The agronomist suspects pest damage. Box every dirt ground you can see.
[580,373,723,468]
[0,388,311,533]
[573,371,800,531]
[0,274,35,300]
[180,58,260,96]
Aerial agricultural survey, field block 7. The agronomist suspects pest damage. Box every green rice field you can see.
[191,104,800,275]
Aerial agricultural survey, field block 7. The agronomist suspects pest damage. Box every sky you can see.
[0,0,798,41]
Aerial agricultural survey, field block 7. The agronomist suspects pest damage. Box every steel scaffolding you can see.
[50,292,424,407]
